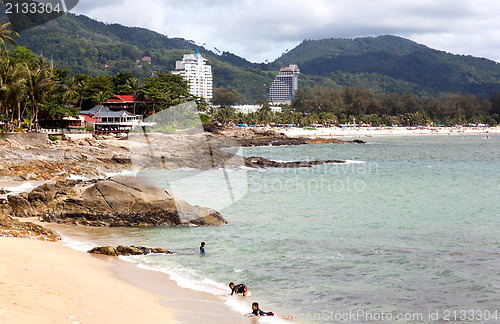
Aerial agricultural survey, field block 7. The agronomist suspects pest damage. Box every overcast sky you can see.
[71,0,500,63]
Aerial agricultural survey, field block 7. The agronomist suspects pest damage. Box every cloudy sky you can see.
[71,0,500,63]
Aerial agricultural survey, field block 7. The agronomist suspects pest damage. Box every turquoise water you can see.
[66,135,500,323]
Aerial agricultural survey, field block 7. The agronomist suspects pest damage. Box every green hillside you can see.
[275,36,500,98]
[2,5,500,102]
[0,7,275,102]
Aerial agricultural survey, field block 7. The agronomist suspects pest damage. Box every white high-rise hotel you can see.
[269,64,300,104]
[172,50,213,100]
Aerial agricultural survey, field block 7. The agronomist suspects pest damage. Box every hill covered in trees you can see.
[0,5,274,102]
[2,5,500,102]
[275,36,500,98]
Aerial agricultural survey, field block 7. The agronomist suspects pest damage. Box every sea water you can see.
[62,134,500,323]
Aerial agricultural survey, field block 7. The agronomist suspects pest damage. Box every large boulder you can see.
[7,193,34,218]
[8,177,227,227]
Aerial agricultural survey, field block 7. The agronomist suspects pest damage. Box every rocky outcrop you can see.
[88,245,173,256]
[204,125,366,147]
[244,156,345,168]
[7,177,227,227]
[0,127,359,182]
[0,215,60,242]
[0,137,133,181]
[238,136,348,147]
[6,193,34,218]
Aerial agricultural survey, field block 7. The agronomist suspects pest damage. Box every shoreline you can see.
[3,216,258,324]
[273,126,500,138]
[0,234,257,324]
[50,222,260,324]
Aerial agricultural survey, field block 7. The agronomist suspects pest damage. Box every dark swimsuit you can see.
[252,308,274,316]
[232,284,247,295]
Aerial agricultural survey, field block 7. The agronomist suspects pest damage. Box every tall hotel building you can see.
[269,64,300,104]
[172,50,213,100]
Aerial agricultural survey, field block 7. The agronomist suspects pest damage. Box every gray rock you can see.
[11,176,227,227]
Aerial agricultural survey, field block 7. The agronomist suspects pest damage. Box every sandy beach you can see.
[277,126,500,138]
[0,236,256,324]
[0,237,176,323]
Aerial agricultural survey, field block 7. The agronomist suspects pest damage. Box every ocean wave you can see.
[2,181,46,195]
[58,235,256,317]
[123,258,258,317]
[59,235,96,252]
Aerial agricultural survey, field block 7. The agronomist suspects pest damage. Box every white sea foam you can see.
[59,235,95,252]
[119,256,259,318]
[58,235,255,317]
[3,181,45,195]
[66,174,92,181]
[344,160,367,164]
[127,259,228,295]
[103,169,139,178]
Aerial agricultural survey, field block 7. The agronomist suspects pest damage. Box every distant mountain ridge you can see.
[2,6,500,102]
[275,36,500,98]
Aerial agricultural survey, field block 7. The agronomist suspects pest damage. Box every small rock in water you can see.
[88,245,173,256]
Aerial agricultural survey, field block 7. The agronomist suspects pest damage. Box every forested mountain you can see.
[0,7,275,102]
[275,36,500,98]
[2,6,500,102]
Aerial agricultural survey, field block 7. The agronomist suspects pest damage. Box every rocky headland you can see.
[0,126,363,182]
[6,176,226,227]
[203,124,366,147]
[0,126,362,235]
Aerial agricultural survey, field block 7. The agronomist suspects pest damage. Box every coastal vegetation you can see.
[210,86,499,127]
[0,19,205,131]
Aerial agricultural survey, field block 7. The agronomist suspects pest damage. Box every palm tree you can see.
[94,91,109,122]
[0,20,19,50]
[63,77,79,106]
[126,77,141,115]
[75,78,88,108]
[25,58,55,131]
[0,52,26,127]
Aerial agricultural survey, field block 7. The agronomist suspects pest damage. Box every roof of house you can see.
[106,95,137,103]
[80,114,98,122]
[105,95,153,104]
[80,106,137,118]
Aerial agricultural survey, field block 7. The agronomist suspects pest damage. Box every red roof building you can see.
[104,95,152,111]
[81,114,98,123]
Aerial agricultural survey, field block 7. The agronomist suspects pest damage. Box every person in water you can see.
[251,302,273,316]
[250,302,295,319]
[229,282,248,296]
[200,242,206,255]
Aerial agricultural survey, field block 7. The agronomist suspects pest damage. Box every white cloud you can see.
[71,0,500,63]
